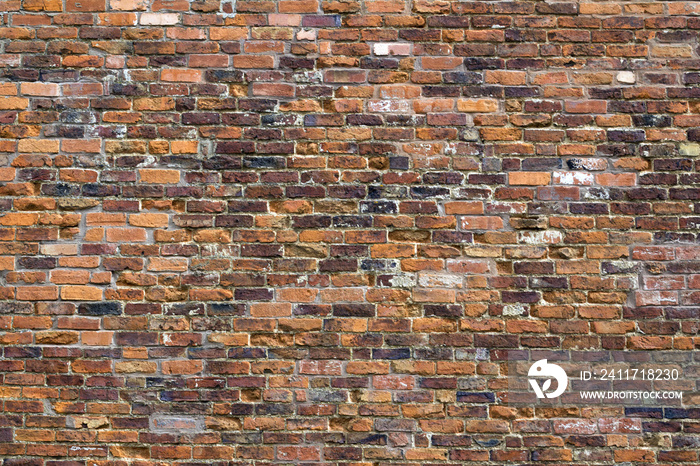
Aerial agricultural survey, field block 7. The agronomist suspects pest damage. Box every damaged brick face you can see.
[1,0,700,464]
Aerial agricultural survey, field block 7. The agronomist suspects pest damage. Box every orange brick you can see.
[133,97,175,111]
[59,257,101,268]
[444,202,483,215]
[0,257,13,270]
[20,82,60,96]
[565,100,607,114]
[139,169,180,184]
[16,286,58,301]
[485,70,526,85]
[404,449,448,460]
[251,303,292,317]
[115,361,157,373]
[129,213,169,228]
[18,139,59,153]
[50,270,90,285]
[456,98,498,112]
[460,216,504,230]
[279,0,317,13]
[86,213,126,226]
[81,331,113,346]
[0,83,17,95]
[59,169,99,183]
[89,271,111,284]
[413,289,457,303]
[371,244,415,258]
[0,213,38,226]
[148,257,188,272]
[60,286,103,301]
[422,57,463,70]
[13,316,52,329]
[209,27,247,41]
[614,450,656,463]
[0,97,28,110]
[509,172,552,186]
[595,173,636,186]
[171,140,198,154]
[161,69,203,82]
[0,167,15,181]
[162,360,203,375]
[276,288,318,302]
[71,360,112,373]
[61,139,102,153]
[232,55,275,69]
[14,197,56,211]
[106,228,147,242]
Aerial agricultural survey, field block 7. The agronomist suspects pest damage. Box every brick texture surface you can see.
[0,0,699,464]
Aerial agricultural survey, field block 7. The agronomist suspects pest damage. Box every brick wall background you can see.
[0,0,699,463]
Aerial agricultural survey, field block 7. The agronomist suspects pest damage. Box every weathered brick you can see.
[0,1,696,462]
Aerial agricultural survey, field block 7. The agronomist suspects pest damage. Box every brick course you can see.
[0,0,699,463]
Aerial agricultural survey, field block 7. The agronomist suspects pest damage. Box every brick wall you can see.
[1,0,700,463]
